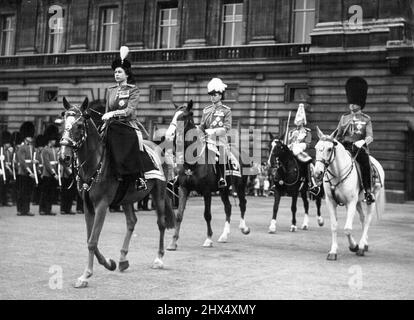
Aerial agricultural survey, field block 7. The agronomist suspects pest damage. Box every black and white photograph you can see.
[0,0,413,306]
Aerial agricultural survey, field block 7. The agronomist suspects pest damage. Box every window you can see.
[40,88,58,103]
[47,8,66,53]
[292,0,316,43]
[0,88,8,101]
[285,83,309,103]
[99,7,120,51]
[0,15,16,56]
[158,7,178,49]
[222,2,243,46]
[150,85,172,103]
[224,84,239,102]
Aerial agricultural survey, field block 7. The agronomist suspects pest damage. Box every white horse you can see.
[313,127,385,260]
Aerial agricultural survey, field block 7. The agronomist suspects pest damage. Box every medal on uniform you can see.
[119,100,125,107]
[212,121,217,127]
[219,122,223,127]
[216,116,221,122]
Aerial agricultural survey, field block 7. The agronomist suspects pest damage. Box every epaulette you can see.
[203,105,214,113]
[220,104,230,110]
[126,84,136,88]
[360,112,371,120]
[108,85,118,89]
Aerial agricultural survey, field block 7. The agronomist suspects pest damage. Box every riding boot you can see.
[359,150,375,205]
[307,163,320,196]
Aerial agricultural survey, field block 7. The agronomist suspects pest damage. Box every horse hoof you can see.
[364,245,369,252]
[301,224,309,231]
[202,239,213,247]
[356,249,365,256]
[327,253,337,261]
[289,225,297,232]
[152,258,164,269]
[349,245,359,253]
[119,260,130,272]
[74,279,89,289]
[166,243,177,251]
[241,227,250,235]
[318,217,324,227]
[107,259,117,271]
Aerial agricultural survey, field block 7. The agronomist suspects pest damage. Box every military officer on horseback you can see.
[335,76,375,204]
[199,78,232,188]
[101,46,153,191]
[287,103,320,195]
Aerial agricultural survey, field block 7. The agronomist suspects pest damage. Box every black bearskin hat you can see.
[346,77,368,109]
[44,124,60,142]
[111,46,132,73]
[11,132,22,146]
[1,131,11,145]
[19,121,35,139]
[35,134,47,148]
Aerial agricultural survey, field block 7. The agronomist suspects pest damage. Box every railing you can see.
[0,43,310,69]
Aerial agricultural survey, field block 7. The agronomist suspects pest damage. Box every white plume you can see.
[120,46,129,62]
[207,78,227,93]
[294,103,307,126]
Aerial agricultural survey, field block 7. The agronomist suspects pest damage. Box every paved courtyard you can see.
[0,196,413,300]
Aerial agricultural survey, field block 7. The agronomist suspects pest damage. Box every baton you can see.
[33,151,39,185]
[0,147,6,184]
[284,111,292,145]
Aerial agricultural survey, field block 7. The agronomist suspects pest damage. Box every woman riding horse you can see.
[101,46,153,191]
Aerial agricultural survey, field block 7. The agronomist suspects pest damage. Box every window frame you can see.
[291,0,317,44]
[157,6,178,49]
[221,1,244,46]
[0,14,16,56]
[99,6,120,52]
[284,83,309,103]
[150,85,173,103]
[46,7,67,54]
[39,87,59,103]
[0,87,8,102]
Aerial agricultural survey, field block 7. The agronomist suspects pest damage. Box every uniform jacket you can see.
[41,146,58,178]
[105,83,139,122]
[336,112,373,148]
[199,103,232,147]
[287,127,311,148]
[1,147,13,177]
[16,143,34,176]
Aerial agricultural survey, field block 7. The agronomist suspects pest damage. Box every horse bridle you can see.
[315,139,336,172]
[60,106,88,151]
[268,139,300,186]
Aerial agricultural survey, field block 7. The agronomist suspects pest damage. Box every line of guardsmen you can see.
[0,122,83,216]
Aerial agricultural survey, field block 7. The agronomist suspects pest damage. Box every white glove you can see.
[205,128,216,136]
[354,139,366,148]
[102,111,115,121]
[292,143,305,156]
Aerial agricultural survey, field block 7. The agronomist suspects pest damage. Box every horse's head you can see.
[314,126,338,182]
[165,100,194,141]
[59,97,89,166]
[268,133,290,166]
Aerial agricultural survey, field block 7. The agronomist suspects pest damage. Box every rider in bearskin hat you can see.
[16,121,36,216]
[101,46,155,191]
[336,76,375,204]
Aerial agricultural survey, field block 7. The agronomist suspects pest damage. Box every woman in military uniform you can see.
[101,46,154,191]
[336,76,375,204]
[199,78,232,188]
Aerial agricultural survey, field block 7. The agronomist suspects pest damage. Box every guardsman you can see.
[101,46,155,191]
[39,126,59,215]
[287,103,320,195]
[336,76,375,204]
[32,134,46,206]
[10,131,21,206]
[199,78,232,188]
[16,122,36,216]
[0,131,13,206]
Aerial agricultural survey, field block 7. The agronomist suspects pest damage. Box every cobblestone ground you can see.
[0,196,413,300]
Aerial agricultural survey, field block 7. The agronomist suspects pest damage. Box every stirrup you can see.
[218,178,227,188]
[136,178,147,191]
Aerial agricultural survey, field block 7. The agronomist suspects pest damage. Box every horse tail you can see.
[163,195,176,229]
[375,184,386,221]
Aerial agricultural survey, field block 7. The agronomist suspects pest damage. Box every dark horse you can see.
[59,97,175,288]
[165,100,250,250]
[267,136,324,233]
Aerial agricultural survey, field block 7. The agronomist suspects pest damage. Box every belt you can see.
[50,161,58,165]
[24,160,33,163]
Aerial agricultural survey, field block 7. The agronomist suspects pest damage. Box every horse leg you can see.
[218,188,231,243]
[316,195,324,227]
[289,194,298,232]
[326,198,339,261]
[167,186,188,251]
[202,192,214,247]
[119,203,137,272]
[269,189,281,233]
[357,201,373,256]
[236,181,250,235]
[344,200,359,253]
[301,190,310,230]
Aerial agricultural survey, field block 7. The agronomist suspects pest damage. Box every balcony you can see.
[0,44,310,69]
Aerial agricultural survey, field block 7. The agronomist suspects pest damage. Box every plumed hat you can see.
[346,77,368,109]
[294,103,307,126]
[19,121,35,139]
[207,78,227,94]
[1,131,11,145]
[111,46,132,72]
[35,134,47,148]
[44,124,60,142]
